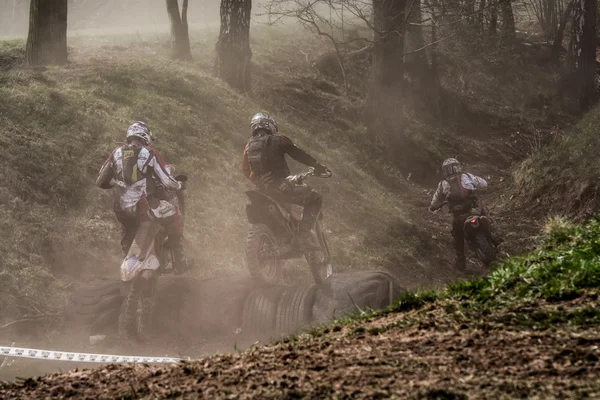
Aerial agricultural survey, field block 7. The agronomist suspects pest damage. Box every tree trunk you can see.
[478,0,486,33]
[166,0,192,60]
[367,0,411,166]
[25,0,68,65]
[500,0,516,43]
[549,0,558,38]
[551,0,574,63]
[489,0,498,34]
[570,0,598,110]
[404,0,429,76]
[215,0,252,92]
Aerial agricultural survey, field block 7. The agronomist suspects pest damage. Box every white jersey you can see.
[430,173,487,210]
[96,144,182,210]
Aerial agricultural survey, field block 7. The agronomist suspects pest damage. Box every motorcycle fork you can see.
[119,272,156,298]
[140,270,157,298]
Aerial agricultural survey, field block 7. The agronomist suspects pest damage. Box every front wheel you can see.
[305,222,332,284]
[119,276,156,343]
[474,231,496,267]
[245,224,283,284]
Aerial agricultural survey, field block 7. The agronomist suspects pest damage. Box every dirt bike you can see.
[118,173,187,342]
[462,208,497,267]
[432,203,497,268]
[244,167,333,285]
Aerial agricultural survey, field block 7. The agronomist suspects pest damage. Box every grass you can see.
[310,216,600,335]
[515,103,600,216]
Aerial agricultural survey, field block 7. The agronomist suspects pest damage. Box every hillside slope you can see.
[0,29,459,320]
[0,25,567,320]
[516,104,600,218]
[1,217,599,399]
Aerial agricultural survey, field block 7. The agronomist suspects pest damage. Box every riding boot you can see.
[454,237,466,271]
[451,216,467,271]
[295,219,321,251]
[169,234,191,273]
[295,230,321,251]
[121,225,136,256]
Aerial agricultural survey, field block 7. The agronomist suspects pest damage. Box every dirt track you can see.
[1,303,598,400]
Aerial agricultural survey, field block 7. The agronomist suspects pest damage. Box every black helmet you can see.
[250,113,278,136]
[442,158,461,178]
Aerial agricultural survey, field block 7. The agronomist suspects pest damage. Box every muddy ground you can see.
[1,295,598,399]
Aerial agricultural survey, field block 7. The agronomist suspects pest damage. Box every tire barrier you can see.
[61,272,405,348]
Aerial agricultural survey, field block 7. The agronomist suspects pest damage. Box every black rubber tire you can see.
[242,287,285,341]
[119,280,155,343]
[305,223,332,284]
[63,280,123,341]
[67,294,122,320]
[245,224,283,284]
[68,282,121,306]
[474,232,497,266]
[275,285,318,337]
[64,281,121,322]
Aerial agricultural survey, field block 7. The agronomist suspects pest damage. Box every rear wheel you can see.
[474,232,496,267]
[246,224,283,284]
[305,222,332,284]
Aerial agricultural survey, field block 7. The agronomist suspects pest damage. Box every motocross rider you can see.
[96,121,190,273]
[241,113,329,251]
[429,158,501,270]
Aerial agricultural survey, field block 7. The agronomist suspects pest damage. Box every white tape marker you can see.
[0,346,181,364]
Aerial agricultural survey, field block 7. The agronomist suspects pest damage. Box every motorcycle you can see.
[244,167,333,285]
[117,171,187,342]
[432,203,497,268]
[462,208,497,267]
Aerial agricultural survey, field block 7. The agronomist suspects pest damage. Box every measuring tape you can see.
[0,346,182,364]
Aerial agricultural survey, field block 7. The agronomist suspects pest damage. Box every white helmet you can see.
[126,121,154,146]
[442,158,461,177]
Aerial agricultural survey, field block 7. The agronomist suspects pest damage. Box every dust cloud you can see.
[0,0,270,38]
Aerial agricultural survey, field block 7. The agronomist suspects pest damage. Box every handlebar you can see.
[289,167,333,185]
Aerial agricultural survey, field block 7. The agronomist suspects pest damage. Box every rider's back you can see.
[246,133,309,186]
[445,173,487,215]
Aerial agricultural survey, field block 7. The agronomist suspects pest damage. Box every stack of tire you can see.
[241,285,317,342]
[63,280,122,341]
[240,271,404,342]
[63,271,404,346]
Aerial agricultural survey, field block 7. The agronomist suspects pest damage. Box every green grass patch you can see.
[322,217,600,333]
[446,217,600,307]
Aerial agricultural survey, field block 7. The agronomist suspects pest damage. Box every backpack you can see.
[247,133,273,180]
[447,174,474,215]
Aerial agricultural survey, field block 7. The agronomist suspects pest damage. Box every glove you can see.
[314,163,328,175]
